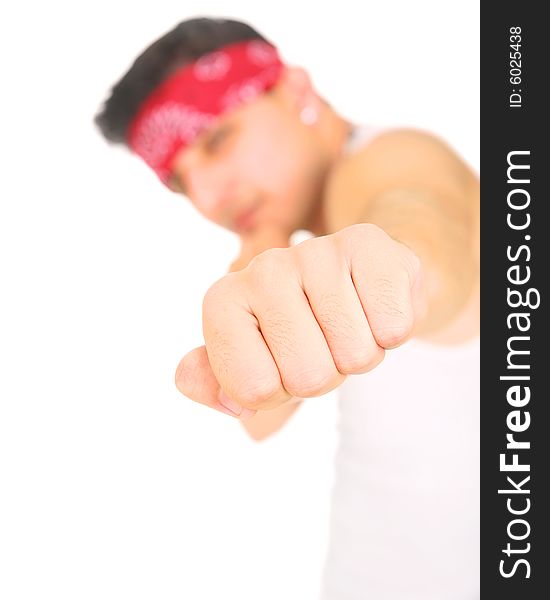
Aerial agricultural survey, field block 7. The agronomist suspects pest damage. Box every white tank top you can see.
[320,125,480,599]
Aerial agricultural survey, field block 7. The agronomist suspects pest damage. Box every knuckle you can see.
[369,276,414,347]
[374,321,414,348]
[341,222,385,249]
[246,247,287,284]
[345,222,383,239]
[295,235,331,268]
[202,275,229,313]
[233,374,283,408]
[284,365,342,397]
[333,345,385,374]
[202,272,244,320]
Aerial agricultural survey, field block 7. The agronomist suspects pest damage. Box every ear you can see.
[275,66,320,117]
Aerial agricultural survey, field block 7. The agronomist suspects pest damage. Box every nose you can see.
[186,165,235,221]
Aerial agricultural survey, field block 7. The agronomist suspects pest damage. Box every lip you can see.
[233,206,258,232]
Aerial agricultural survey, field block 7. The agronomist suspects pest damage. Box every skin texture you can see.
[172,66,480,439]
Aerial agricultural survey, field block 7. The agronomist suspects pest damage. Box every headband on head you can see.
[127,39,285,185]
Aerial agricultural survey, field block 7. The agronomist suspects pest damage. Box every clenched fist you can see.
[175,223,426,418]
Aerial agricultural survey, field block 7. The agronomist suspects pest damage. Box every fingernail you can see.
[239,407,258,420]
[218,390,256,419]
[218,390,245,415]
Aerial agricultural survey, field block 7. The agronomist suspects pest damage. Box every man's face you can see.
[168,84,327,237]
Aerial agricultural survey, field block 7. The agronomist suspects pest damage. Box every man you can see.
[95,17,479,598]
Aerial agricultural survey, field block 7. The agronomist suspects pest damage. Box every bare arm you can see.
[239,130,479,438]
[175,129,479,430]
[324,128,479,339]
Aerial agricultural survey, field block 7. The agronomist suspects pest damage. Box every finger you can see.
[295,235,385,374]
[174,345,257,419]
[202,273,291,411]
[341,225,419,349]
[245,248,345,398]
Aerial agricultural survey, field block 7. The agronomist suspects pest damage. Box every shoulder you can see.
[322,127,479,232]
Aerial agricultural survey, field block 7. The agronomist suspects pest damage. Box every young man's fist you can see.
[175,223,425,417]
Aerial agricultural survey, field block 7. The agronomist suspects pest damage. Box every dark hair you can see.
[94,17,269,146]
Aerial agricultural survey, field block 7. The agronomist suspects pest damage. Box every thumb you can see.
[175,346,257,419]
[229,225,291,272]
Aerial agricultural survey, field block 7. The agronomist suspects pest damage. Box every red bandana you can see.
[127,40,284,185]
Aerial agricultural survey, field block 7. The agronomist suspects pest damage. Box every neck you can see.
[318,104,354,166]
[304,107,353,236]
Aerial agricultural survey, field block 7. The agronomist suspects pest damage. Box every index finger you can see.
[202,273,292,410]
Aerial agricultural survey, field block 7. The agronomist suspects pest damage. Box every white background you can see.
[0,1,479,598]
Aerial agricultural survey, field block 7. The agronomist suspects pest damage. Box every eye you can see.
[167,173,187,196]
[204,125,231,153]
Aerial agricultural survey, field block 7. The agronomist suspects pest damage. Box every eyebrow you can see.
[167,118,235,194]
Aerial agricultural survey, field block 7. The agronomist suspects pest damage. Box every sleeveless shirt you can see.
[319,125,480,599]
